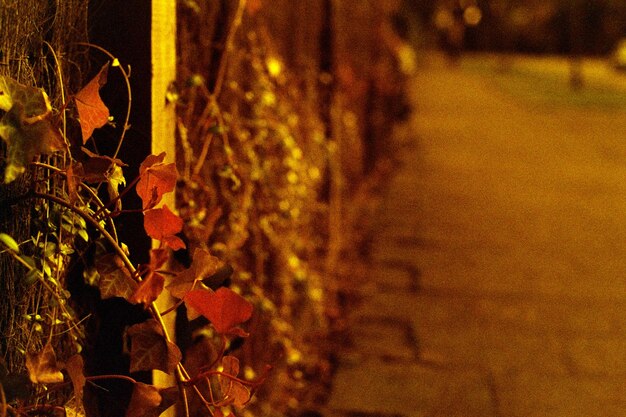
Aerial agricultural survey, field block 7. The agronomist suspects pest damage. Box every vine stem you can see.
[181,386,190,417]
[0,378,7,417]
[212,0,247,99]
[192,93,236,176]
[87,374,138,385]
[42,41,69,150]
[184,369,266,390]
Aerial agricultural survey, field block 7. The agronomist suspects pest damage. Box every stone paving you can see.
[324,56,626,417]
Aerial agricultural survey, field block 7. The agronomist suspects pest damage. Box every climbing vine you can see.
[0,49,267,417]
[0,2,411,417]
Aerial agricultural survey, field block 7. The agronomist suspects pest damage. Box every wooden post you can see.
[151,0,178,396]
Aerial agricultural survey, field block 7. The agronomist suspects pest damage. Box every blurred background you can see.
[406,0,626,56]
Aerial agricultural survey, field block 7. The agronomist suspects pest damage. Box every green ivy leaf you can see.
[0,76,65,183]
[0,105,65,183]
[0,75,51,115]
[0,233,20,253]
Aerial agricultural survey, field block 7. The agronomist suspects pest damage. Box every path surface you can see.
[325,56,626,417]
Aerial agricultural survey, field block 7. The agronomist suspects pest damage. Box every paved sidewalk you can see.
[325,56,626,417]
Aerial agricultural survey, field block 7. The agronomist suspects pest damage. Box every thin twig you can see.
[212,0,248,99]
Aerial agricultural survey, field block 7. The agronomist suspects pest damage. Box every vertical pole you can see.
[151,0,178,398]
[152,0,178,161]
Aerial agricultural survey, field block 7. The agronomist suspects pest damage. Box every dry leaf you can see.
[125,383,161,417]
[218,356,251,408]
[65,354,86,401]
[25,342,64,384]
[75,63,110,143]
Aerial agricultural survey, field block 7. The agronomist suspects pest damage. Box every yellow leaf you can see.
[25,342,64,384]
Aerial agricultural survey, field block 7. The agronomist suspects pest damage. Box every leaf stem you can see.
[180,385,191,417]
[0,379,7,417]
[86,374,138,385]
[43,42,67,142]
[185,370,263,388]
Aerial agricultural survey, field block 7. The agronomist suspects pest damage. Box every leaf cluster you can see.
[0,50,265,417]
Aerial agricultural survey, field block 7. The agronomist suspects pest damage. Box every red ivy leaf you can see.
[125,383,161,417]
[218,356,251,408]
[162,236,185,251]
[149,248,169,270]
[95,253,138,301]
[184,287,253,336]
[25,342,64,384]
[166,248,223,300]
[130,249,169,305]
[153,387,179,417]
[75,63,110,144]
[143,205,185,250]
[130,272,165,305]
[136,153,178,209]
[127,319,182,374]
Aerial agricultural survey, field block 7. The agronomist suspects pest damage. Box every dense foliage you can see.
[0,2,411,417]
